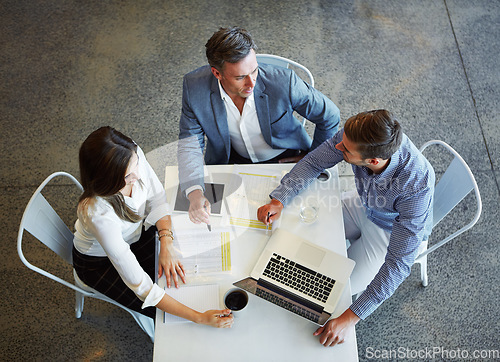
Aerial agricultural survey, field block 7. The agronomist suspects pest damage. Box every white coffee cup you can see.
[224,288,248,312]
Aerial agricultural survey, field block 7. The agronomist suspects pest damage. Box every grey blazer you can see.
[178,63,340,192]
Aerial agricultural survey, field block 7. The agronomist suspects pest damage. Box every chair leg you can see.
[130,312,155,343]
[420,256,428,287]
[75,290,84,318]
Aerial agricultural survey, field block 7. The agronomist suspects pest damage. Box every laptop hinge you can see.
[257,278,324,313]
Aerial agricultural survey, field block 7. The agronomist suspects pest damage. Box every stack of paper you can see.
[173,227,232,276]
[223,166,283,231]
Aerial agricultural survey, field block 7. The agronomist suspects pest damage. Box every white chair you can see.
[17,172,155,342]
[414,140,482,286]
[354,140,482,299]
[256,54,315,127]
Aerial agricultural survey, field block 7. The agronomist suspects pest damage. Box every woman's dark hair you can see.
[205,27,257,71]
[78,126,142,223]
[344,109,403,160]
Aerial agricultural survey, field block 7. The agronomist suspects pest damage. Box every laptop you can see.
[234,228,355,325]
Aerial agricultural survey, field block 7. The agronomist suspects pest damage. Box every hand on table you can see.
[200,309,234,328]
[158,242,186,288]
[257,198,284,225]
[187,189,211,225]
[313,308,360,347]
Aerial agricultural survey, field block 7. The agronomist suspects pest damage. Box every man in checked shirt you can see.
[258,109,435,347]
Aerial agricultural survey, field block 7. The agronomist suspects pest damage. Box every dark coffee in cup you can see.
[224,289,248,311]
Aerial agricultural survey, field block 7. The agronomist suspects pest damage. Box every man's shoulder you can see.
[393,135,435,189]
[184,65,213,81]
[182,65,216,98]
[256,64,297,96]
[400,135,431,170]
[258,63,293,80]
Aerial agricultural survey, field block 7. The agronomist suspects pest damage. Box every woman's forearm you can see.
[156,215,174,251]
[156,292,202,323]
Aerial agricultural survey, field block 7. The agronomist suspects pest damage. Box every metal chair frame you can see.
[414,140,482,286]
[17,172,155,342]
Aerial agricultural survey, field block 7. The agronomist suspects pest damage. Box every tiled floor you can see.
[2,1,499,361]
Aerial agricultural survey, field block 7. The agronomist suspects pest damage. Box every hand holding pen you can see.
[257,198,284,226]
[266,212,270,234]
[204,204,212,232]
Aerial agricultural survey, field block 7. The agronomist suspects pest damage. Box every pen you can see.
[204,205,212,232]
[266,212,270,235]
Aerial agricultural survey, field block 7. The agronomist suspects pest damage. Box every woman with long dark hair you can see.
[73,126,232,327]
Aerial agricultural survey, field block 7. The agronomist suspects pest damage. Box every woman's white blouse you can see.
[73,146,170,309]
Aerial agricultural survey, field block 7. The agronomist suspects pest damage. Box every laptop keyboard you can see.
[263,253,335,303]
[256,288,320,323]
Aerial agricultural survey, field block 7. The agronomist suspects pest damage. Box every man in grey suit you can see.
[178,27,340,225]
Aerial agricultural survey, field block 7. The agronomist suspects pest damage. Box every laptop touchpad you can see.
[296,243,325,267]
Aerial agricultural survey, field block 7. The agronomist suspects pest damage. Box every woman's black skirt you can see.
[72,225,157,319]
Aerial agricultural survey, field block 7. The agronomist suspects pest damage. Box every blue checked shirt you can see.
[270,130,435,319]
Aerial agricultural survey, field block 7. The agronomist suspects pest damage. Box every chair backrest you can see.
[18,172,156,341]
[418,140,482,258]
[256,54,314,88]
[17,172,83,288]
[256,54,315,128]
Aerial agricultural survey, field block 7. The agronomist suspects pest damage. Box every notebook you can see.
[163,284,219,323]
[234,228,355,325]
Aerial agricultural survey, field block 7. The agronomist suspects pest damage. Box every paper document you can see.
[223,166,283,231]
[174,227,232,276]
[163,284,219,323]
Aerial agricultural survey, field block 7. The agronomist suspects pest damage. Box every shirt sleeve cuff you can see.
[144,204,171,229]
[185,184,203,198]
[269,190,288,208]
[142,283,165,309]
[349,290,383,320]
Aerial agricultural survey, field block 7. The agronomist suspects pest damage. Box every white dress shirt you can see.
[218,81,285,162]
[73,146,170,309]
